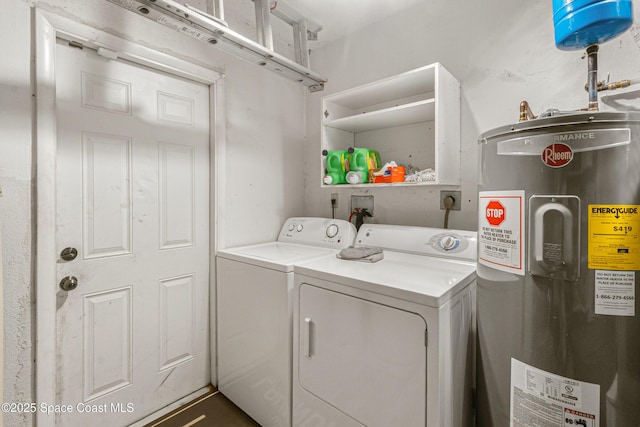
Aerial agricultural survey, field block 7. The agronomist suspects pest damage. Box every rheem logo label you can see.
[486,200,505,226]
[542,143,573,168]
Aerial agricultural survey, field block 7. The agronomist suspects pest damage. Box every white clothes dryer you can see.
[292,224,477,427]
[216,217,356,427]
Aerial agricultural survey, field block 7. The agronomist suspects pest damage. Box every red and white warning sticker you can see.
[479,190,525,275]
[564,408,596,427]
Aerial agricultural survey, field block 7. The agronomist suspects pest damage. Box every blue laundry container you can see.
[553,0,634,50]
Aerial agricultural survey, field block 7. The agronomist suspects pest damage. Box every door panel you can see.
[82,132,132,258]
[159,274,196,370]
[82,287,132,401]
[54,40,210,426]
[159,142,196,249]
[298,283,427,427]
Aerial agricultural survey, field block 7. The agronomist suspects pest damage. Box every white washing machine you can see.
[216,217,357,427]
[292,224,477,427]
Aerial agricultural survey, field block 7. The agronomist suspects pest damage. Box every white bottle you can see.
[346,171,367,184]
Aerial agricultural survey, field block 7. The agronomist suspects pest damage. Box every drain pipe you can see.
[586,44,599,111]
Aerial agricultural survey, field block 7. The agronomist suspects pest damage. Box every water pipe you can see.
[586,44,599,111]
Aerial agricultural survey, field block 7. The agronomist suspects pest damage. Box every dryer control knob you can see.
[440,235,459,251]
[326,224,339,238]
[297,224,304,232]
[288,224,295,231]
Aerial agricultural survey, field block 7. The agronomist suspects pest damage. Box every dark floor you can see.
[143,390,260,427]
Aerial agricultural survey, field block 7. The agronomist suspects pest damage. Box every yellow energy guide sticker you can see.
[589,205,640,270]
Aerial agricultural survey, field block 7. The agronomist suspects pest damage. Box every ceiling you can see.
[273,0,426,45]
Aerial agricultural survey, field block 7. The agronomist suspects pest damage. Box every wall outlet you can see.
[350,195,374,215]
[440,190,461,210]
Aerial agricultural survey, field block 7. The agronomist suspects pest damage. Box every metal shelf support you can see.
[106,0,326,91]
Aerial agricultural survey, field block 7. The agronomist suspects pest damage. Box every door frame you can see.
[34,10,225,427]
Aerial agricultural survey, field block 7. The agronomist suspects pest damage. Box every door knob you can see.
[59,276,78,292]
[60,247,78,261]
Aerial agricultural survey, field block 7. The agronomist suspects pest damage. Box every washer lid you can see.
[294,251,476,307]
[217,242,334,272]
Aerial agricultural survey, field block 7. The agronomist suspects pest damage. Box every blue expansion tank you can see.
[553,0,634,50]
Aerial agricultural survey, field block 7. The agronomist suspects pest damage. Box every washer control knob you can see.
[296,224,304,232]
[326,224,339,238]
[288,224,295,231]
[440,235,459,251]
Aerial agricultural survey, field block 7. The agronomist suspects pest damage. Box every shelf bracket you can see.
[266,0,321,69]
[106,0,326,91]
[250,0,321,69]
[254,0,274,51]
[207,0,225,22]
[292,19,309,68]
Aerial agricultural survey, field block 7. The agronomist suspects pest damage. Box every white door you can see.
[54,40,210,426]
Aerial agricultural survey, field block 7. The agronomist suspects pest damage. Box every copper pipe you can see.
[586,44,599,111]
[585,79,632,92]
[601,80,632,91]
[519,100,536,122]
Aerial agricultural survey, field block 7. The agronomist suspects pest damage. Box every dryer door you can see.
[298,283,427,427]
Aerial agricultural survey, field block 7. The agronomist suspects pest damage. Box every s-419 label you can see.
[588,204,640,270]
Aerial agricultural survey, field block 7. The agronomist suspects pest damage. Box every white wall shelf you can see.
[335,181,437,189]
[321,63,460,187]
[324,99,435,133]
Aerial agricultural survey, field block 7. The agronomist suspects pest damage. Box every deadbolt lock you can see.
[59,276,78,292]
[60,247,78,261]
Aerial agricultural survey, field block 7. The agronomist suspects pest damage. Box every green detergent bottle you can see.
[347,148,381,183]
[322,149,348,184]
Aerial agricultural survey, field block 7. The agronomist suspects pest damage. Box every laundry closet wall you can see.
[2,0,640,425]
[1,0,306,425]
[0,3,34,426]
[303,0,640,230]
